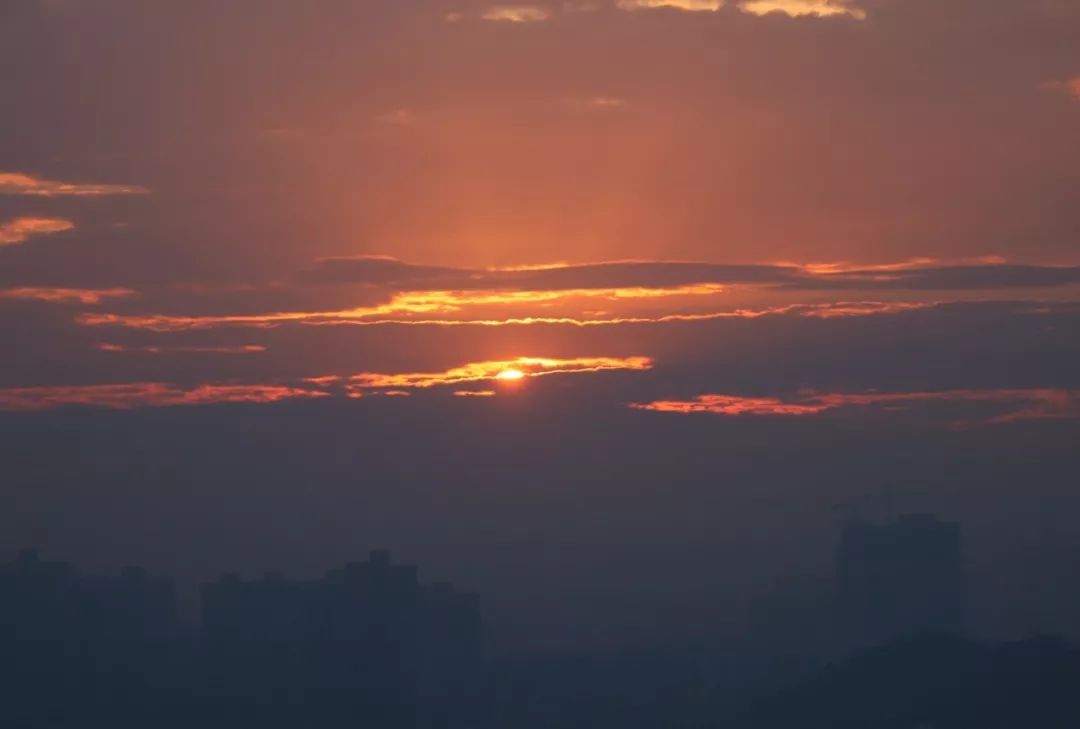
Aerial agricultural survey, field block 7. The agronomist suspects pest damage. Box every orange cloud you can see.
[616,0,723,10]
[78,298,930,331]
[313,355,654,392]
[786,258,942,275]
[481,5,552,22]
[631,394,830,416]
[75,284,728,330]
[742,0,865,19]
[1042,77,1080,101]
[584,96,627,109]
[0,382,325,412]
[0,217,75,245]
[631,389,1080,425]
[0,172,148,197]
[797,301,931,319]
[0,288,136,304]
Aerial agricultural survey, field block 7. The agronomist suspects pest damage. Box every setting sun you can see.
[496,368,527,382]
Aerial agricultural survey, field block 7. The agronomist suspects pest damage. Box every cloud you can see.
[2,297,1076,418]
[632,394,830,415]
[297,256,793,290]
[0,217,74,245]
[98,343,266,355]
[483,261,785,290]
[480,4,552,22]
[75,295,933,332]
[300,257,1080,293]
[309,355,653,391]
[0,172,148,197]
[0,287,136,304]
[12,254,1065,339]
[0,355,651,411]
[786,263,1080,291]
[0,382,326,412]
[616,0,724,10]
[1042,76,1080,101]
[631,388,1080,426]
[296,257,463,286]
[741,0,865,19]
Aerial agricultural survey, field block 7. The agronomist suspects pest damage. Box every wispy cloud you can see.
[97,343,266,355]
[0,172,149,197]
[75,285,727,330]
[0,217,75,246]
[0,383,326,412]
[741,0,865,19]
[784,263,1080,291]
[481,4,552,22]
[75,297,932,332]
[631,389,1080,426]
[616,0,724,11]
[0,288,136,305]
[299,257,1080,293]
[633,394,830,416]
[297,256,788,289]
[1042,76,1080,101]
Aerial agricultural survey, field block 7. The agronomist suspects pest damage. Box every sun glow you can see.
[307,356,653,392]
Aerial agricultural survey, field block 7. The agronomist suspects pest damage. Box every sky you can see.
[1,0,1079,652]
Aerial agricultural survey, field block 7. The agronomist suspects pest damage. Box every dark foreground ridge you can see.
[731,633,1080,728]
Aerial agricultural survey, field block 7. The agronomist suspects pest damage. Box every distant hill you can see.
[729,633,1080,729]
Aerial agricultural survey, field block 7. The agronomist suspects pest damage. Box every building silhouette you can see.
[0,549,180,727]
[0,549,482,729]
[836,513,966,647]
[200,550,483,728]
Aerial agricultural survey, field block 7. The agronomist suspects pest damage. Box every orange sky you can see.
[0,0,1077,419]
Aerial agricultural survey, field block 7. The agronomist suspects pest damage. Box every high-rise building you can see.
[200,550,483,729]
[0,550,180,727]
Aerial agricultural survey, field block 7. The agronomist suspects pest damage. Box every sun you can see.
[495,368,526,382]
